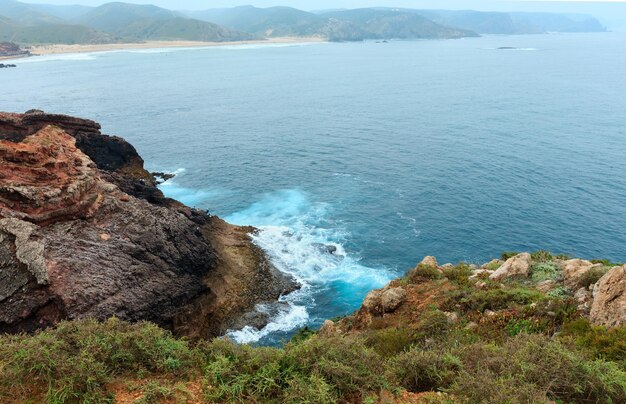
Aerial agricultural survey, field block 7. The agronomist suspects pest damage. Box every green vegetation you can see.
[1,250,625,402]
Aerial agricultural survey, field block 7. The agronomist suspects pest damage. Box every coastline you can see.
[25,36,326,56]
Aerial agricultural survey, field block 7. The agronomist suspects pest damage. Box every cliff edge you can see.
[0,110,295,338]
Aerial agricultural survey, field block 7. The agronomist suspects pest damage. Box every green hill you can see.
[0,0,64,25]
[189,6,478,41]
[321,8,478,39]
[74,2,180,33]
[115,17,256,42]
[75,2,255,42]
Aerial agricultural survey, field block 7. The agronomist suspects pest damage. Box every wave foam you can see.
[225,189,393,344]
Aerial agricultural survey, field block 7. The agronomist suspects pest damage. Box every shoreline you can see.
[24,37,326,57]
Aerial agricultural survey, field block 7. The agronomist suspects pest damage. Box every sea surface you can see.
[2,33,625,344]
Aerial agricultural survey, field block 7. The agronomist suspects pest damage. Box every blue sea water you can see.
[2,33,625,344]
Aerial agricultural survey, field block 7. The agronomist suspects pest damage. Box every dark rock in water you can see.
[0,110,296,339]
[153,171,176,184]
[313,242,339,255]
[0,64,16,68]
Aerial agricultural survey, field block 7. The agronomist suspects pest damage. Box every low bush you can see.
[500,251,519,261]
[388,349,461,392]
[531,250,553,263]
[0,318,198,402]
[530,262,560,282]
[442,263,473,286]
[561,319,626,365]
[444,287,544,313]
[409,264,442,281]
[577,266,610,289]
[365,327,417,357]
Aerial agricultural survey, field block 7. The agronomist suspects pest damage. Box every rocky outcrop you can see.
[0,42,30,59]
[0,110,294,338]
[590,265,626,328]
[489,253,531,281]
[560,259,602,290]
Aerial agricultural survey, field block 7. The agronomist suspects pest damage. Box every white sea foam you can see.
[12,53,97,64]
[224,189,392,344]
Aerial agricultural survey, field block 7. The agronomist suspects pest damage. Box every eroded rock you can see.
[381,287,407,313]
[590,265,626,328]
[489,253,531,281]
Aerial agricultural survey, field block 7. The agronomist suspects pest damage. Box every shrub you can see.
[530,262,559,282]
[365,327,417,358]
[409,264,442,281]
[445,287,544,313]
[531,250,553,263]
[286,335,388,397]
[561,319,626,364]
[500,251,519,261]
[442,263,473,286]
[450,334,626,403]
[577,266,610,289]
[388,349,461,392]
[416,310,451,338]
[0,318,199,402]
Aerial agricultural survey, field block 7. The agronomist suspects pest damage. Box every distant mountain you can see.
[74,2,255,41]
[413,9,605,34]
[74,2,180,33]
[0,1,607,46]
[0,22,115,44]
[320,8,477,39]
[0,0,64,25]
[26,3,93,21]
[187,6,477,41]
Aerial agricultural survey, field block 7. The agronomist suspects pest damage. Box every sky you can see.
[21,1,626,27]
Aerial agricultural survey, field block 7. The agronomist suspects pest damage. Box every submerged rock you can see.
[0,111,295,338]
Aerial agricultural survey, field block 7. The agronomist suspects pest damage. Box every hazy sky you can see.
[20,1,626,11]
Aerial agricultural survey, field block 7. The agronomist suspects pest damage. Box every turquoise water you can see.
[2,33,625,344]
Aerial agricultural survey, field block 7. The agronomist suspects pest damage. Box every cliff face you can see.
[0,110,295,338]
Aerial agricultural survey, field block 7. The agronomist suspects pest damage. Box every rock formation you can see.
[489,252,531,280]
[0,110,295,338]
[590,265,626,328]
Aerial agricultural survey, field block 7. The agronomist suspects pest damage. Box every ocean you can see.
[2,32,625,344]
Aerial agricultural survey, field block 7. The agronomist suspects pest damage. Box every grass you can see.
[2,251,625,403]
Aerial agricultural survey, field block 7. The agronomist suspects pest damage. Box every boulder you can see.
[419,256,438,268]
[536,279,556,293]
[381,287,407,313]
[318,320,338,337]
[574,287,593,313]
[489,253,531,281]
[561,259,602,289]
[590,265,626,328]
[362,290,383,314]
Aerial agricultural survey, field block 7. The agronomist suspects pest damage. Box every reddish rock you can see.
[0,111,295,338]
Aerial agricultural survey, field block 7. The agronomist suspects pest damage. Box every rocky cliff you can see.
[0,110,295,338]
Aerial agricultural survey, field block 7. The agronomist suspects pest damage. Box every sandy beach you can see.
[26,37,326,56]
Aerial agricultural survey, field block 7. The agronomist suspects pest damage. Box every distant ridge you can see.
[0,1,607,45]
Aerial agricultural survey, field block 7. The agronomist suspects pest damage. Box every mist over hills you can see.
[0,0,606,45]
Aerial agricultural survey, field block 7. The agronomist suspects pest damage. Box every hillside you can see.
[321,8,477,40]
[188,6,478,41]
[415,9,606,34]
[1,249,624,402]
